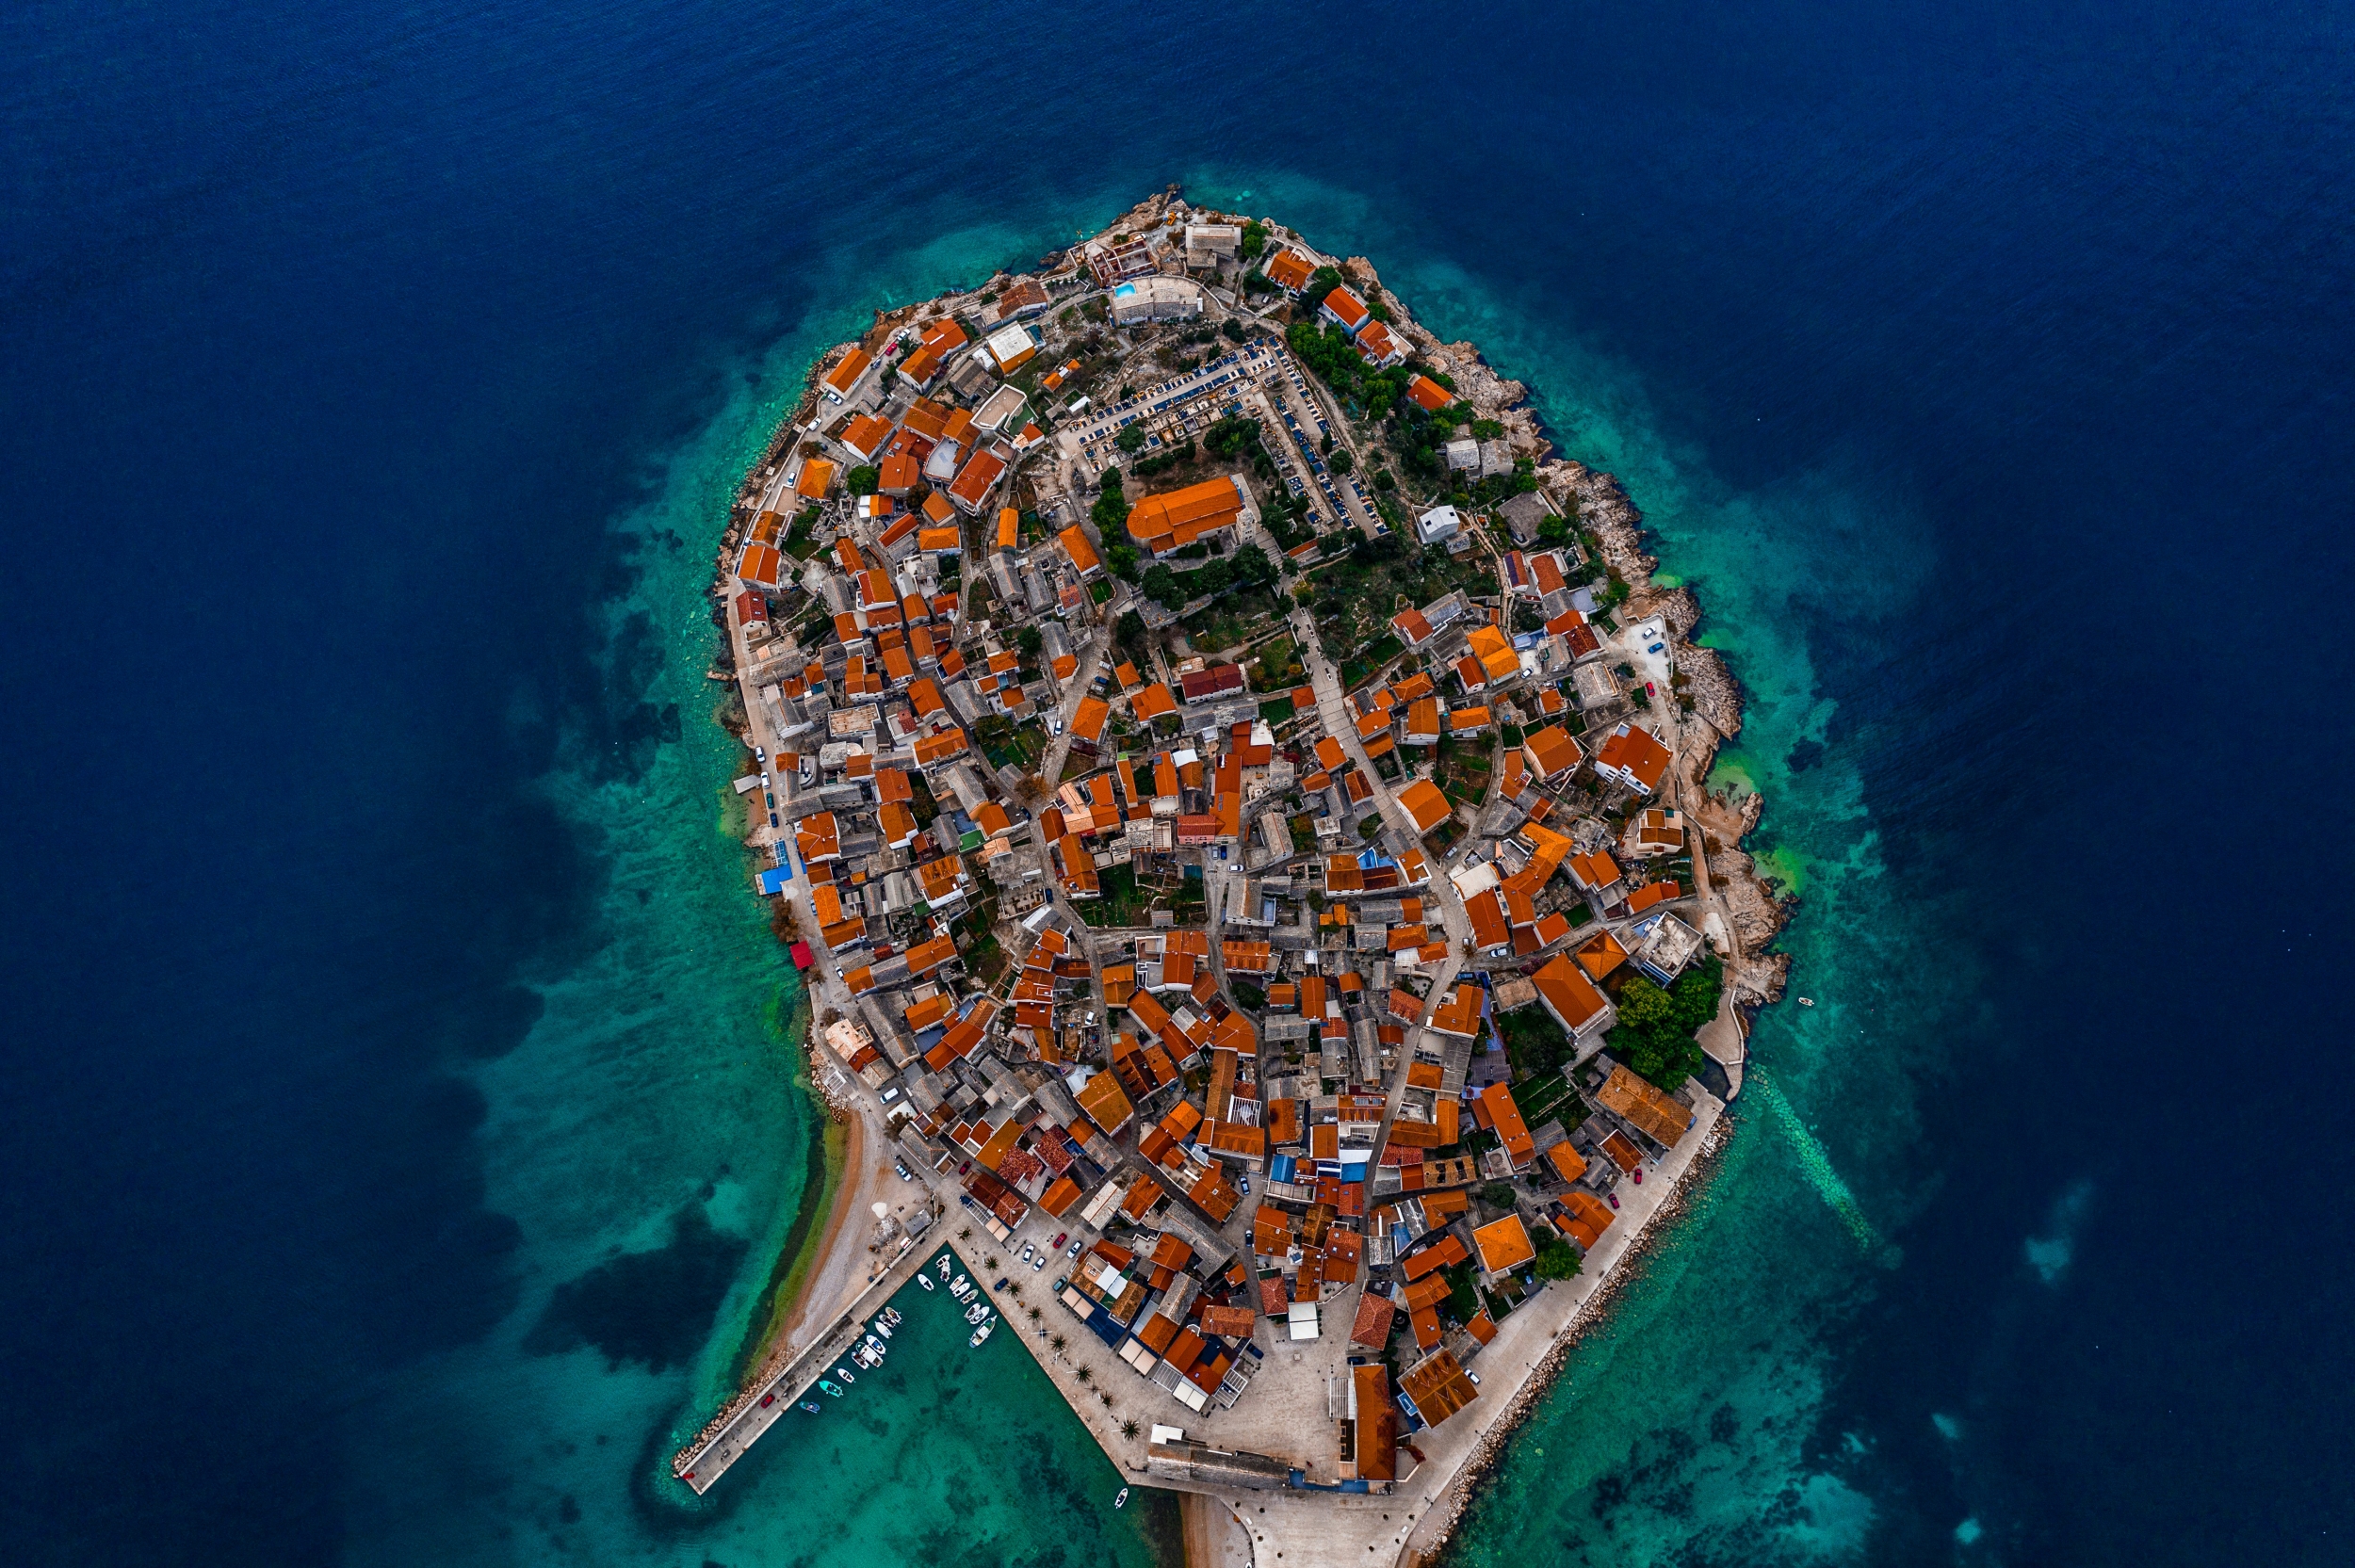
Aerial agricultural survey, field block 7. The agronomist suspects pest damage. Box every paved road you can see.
[1285,604,1475,1173]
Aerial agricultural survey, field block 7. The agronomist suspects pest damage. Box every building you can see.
[983,322,1040,374]
[1471,1212,1536,1275]
[1406,374,1452,412]
[1416,505,1462,546]
[820,347,872,403]
[991,279,1051,321]
[1592,722,1672,795]
[1263,248,1314,293]
[1625,806,1684,858]
[1593,1063,1694,1146]
[1126,475,1250,556]
[1321,286,1372,334]
[1396,779,1452,835]
[1475,1083,1534,1172]
[974,383,1029,434]
[1058,524,1102,579]
[946,447,1009,515]
[1110,276,1205,326]
[1531,952,1612,1039]
[1356,318,1405,368]
[1183,222,1241,261]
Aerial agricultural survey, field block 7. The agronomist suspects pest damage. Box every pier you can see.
[673,1224,936,1493]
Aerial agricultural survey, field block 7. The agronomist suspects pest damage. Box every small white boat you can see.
[870,1318,892,1339]
[950,1273,969,1295]
[969,1319,994,1348]
[883,1306,903,1327]
[936,1257,951,1280]
[918,1275,934,1292]
[965,1301,990,1325]
[1114,1488,1129,1510]
[834,1366,854,1383]
[1798,996,1815,1007]
[864,1334,886,1356]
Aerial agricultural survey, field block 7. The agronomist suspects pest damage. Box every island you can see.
[671,188,1789,1568]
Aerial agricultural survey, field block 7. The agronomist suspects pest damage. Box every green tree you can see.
[1105,542,1140,582]
[1114,423,1147,455]
[1470,418,1505,440]
[1015,625,1044,656]
[1534,1236,1583,1281]
[1221,317,1246,343]
[1617,976,1673,1031]
[1114,609,1147,658]
[846,464,880,495]
[1142,563,1182,606]
[1537,515,1573,546]
[1373,469,1396,492]
[1241,219,1268,258]
[1329,447,1355,475]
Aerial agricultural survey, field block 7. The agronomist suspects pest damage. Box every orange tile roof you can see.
[1058,524,1101,575]
[1264,248,1313,290]
[1477,1082,1534,1167]
[795,458,836,499]
[1397,779,1452,834]
[1131,682,1178,722]
[822,347,872,395]
[1126,476,1244,554]
[1594,722,1673,791]
[1472,1213,1536,1273]
[1532,953,1610,1033]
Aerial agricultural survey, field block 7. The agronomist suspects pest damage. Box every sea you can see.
[5,2,2351,1565]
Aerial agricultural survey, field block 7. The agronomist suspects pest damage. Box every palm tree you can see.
[1051,1334,1068,1353]
[1099,1391,1114,1409]
[958,1226,972,1241]
[1007,1281,1024,1300]
[1121,1419,1141,1440]
[1027,1305,1043,1323]
[1075,1366,1094,1385]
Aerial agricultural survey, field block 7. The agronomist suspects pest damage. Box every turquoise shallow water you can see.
[678,1248,1169,1568]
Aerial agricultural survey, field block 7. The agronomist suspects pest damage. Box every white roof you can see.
[1286,1302,1321,1340]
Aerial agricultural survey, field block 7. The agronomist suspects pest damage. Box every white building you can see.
[1110,276,1205,326]
[1416,505,1463,546]
[983,322,1041,373]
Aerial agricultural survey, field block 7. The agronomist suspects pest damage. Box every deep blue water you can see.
[6,2,2352,1564]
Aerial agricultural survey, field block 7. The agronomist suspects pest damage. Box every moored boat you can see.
[819,1380,843,1397]
[968,1318,993,1348]
[1114,1488,1129,1510]
[918,1274,934,1291]
[965,1301,989,1325]
[800,1401,821,1414]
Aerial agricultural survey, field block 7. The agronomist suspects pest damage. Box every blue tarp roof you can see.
[755,866,793,895]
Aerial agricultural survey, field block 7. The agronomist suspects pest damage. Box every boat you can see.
[950,1273,969,1294]
[819,1381,843,1398]
[1114,1488,1129,1510]
[871,1319,891,1339]
[834,1366,855,1382]
[936,1256,951,1279]
[1798,996,1814,1007]
[865,1333,887,1353]
[969,1319,994,1348]
[883,1306,902,1326]
[965,1301,990,1325]
[801,1401,821,1414]
[918,1274,934,1292]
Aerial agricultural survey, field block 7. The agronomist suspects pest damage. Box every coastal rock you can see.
[1427,340,1528,412]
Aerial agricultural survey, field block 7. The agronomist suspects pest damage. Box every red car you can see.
[1051,1232,1068,1249]
[759,1394,775,1407]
